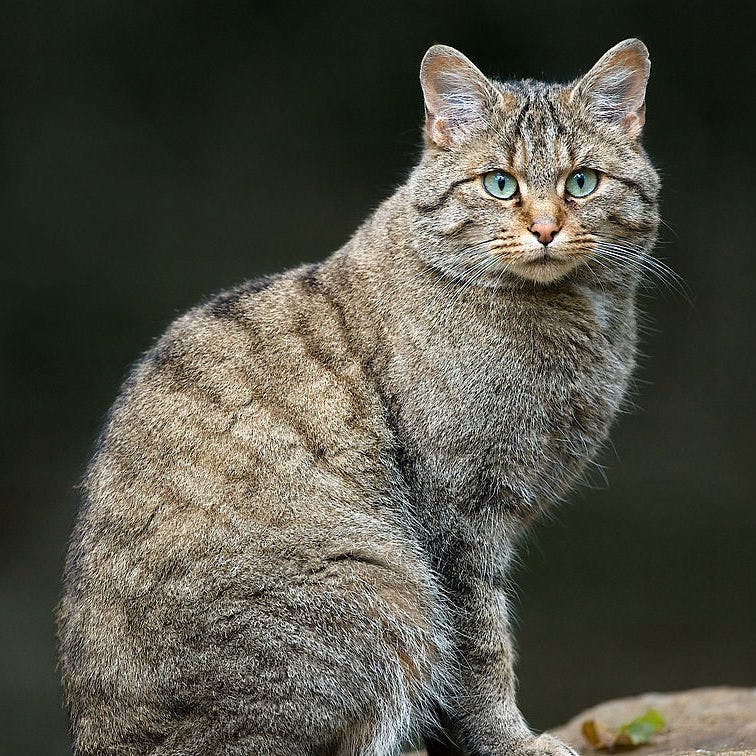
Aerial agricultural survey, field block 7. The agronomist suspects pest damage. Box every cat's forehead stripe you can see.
[499,88,570,179]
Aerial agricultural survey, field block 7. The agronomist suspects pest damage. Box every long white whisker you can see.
[586,237,691,303]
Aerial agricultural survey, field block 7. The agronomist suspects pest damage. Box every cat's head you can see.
[408,40,660,286]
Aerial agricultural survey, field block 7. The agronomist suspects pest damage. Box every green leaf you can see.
[581,708,665,750]
[615,709,665,746]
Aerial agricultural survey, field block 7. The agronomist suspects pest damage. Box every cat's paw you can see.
[517,732,579,756]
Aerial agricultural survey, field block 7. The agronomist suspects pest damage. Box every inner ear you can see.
[571,38,650,138]
[420,45,495,148]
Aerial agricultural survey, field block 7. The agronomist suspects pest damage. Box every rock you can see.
[407,687,756,755]
[551,687,756,755]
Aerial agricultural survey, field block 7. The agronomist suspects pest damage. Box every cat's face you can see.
[409,40,660,286]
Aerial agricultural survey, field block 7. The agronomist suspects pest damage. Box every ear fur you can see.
[420,45,494,148]
[571,38,651,138]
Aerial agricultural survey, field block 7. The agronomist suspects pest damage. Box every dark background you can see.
[2,1,755,753]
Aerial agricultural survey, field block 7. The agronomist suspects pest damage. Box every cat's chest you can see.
[387,292,633,503]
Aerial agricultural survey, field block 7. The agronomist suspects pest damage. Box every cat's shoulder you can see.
[123,261,356,409]
[153,263,320,355]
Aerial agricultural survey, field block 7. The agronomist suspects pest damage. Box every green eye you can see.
[565,168,599,198]
[482,170,518,200]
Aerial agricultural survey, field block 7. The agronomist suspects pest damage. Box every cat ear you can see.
[420,45,494,149]
[571,39,650,138]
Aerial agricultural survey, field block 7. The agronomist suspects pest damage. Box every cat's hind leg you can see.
[178,555,444,754]
[65,534,449,756]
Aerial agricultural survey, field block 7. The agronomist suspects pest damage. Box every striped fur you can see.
[58,40,660,756]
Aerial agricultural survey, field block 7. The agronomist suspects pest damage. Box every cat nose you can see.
[529,218,561,245]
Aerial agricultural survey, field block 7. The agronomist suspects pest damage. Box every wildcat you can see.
[58,39,660,756]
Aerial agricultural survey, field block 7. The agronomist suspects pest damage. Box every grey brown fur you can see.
[58,40,660,756]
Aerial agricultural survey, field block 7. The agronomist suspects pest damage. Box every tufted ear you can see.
[571,39,650,138]
[420,45,495,149]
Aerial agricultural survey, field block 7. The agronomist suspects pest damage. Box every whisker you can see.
[587,239,692,303]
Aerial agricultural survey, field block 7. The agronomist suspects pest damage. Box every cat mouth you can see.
[511,248,582,283]
[528,250,556,264]
[522,248,569,267]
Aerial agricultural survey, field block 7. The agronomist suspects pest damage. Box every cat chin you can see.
[508,257,581,285]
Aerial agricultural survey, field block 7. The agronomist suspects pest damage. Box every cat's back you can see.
[62,263,406,603]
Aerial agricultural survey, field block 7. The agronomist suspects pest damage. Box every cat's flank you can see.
[58,40,660,756]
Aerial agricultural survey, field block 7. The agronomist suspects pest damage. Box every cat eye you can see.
[565,168,599,198]
[482,170,519,200]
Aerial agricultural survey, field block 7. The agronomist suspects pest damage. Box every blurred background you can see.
[2,1,755,752]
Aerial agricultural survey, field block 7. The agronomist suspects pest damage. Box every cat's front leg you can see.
[434,578,577,756]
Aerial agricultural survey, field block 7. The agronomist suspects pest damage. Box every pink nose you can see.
[529,218,561,245]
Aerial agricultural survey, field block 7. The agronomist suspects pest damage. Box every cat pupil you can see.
[498,175,506,190]
[576,173,585,188]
